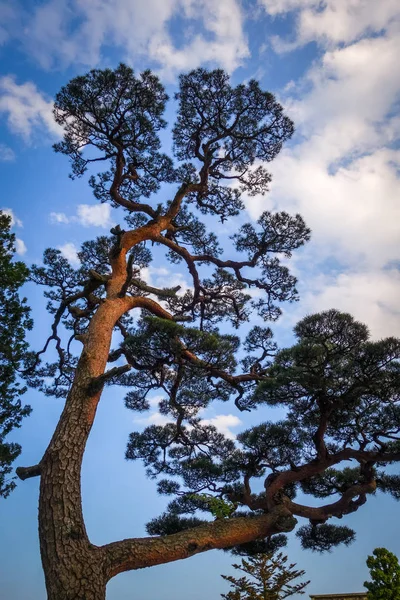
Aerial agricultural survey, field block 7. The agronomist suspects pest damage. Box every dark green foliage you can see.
[254,310,400,453]
[0,212,32,497]
[173,69,294,220]
[221,553,309,600]
[364,548,400,600]
[296,524,355,552]
[146,512,205,536]
[54,63,174,202]
[227,534,288,558]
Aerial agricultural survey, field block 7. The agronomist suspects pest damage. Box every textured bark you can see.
[103,508,297,579]
[38,298,124,599]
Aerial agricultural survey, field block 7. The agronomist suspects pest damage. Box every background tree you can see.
[0,211,32,497]
[364,548,400,600]
[221,552,309,600]
[14,64,400,600]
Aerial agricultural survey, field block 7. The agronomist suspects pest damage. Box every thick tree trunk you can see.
[38,298,126,600]
[38,383,106,599]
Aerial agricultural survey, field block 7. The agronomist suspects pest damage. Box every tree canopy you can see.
[13,64,400,600]
[364,548,400,600]
[0,211,32,497]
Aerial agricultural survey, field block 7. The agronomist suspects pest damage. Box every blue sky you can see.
[1,0,400,598]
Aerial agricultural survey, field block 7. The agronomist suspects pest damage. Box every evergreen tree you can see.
[12,64,400,600]
[364,548,400,600]
[221,552,309,600]
[0,211,32,497]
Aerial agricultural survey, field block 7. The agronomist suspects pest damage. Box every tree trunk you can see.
[38,299,127,599]
[38,377,107,599]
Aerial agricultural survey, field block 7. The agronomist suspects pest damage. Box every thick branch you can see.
[103,506,296,580]
[285,479,376,521]
[16,464,42,480]
[266,447,400,510]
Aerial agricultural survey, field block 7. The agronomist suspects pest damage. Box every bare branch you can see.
[16,464,42,480]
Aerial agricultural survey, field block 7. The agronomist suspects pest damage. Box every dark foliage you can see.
[0,212,32,497]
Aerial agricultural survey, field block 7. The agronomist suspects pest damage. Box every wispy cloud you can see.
[0,143,15,161]
[15,238,27,255]
[50,212,70,224]
[249,1,400,339]
[1,207,27,255]
[200,414,242,440]
[134,410,242,440]
[58,242,80,266]
[50,204,114,229]
[1,0,249,78]
[262,0,400,50]
[76,204,113,228]
[0,75,61,141]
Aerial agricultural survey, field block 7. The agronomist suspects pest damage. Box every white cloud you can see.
[245,7,400,340]
[1,0,248,77]
[246,33,400,272]
[262,0,400,50]
[76,203,113,228]
[58,242,80,266]
[134,410,242,440]
[15,238,27,255]
[0,75,62,141]
[200,414,242,439]
[296,269,400,340]
[49,204,114,228]
[0,2,20,46]
[254,147,400,270]
[135,411,172,427]
[1,207,23,227]
[50,212,70,224]
[0,143,15,161]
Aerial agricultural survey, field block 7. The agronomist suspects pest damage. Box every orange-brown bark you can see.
[103,507,297,579]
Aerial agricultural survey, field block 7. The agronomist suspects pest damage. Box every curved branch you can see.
[285,479,376,521]
[102,506,296,580]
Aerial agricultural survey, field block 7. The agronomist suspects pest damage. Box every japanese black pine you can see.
[12,64,400,600]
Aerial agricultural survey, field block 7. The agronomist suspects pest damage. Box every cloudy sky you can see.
[1,1,400,598]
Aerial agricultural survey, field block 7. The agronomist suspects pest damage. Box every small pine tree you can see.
[364,548,400,600]
[221,552,310,600]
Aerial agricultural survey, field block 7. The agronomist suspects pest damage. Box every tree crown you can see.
[21,65,400,563]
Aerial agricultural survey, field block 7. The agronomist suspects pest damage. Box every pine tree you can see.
[221,553,309,600]
[364,548,400,600]
[0,211,32,497]
[12,64,400,600]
